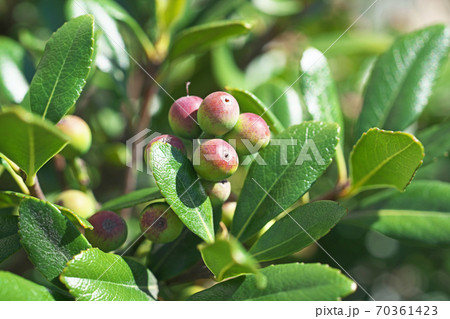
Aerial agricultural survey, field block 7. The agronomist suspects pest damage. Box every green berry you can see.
[222,201,237,228]
[85,211,127,252]
[139,203,184,243]
[193,139,239,182]
[168,96,203,138]
[56,115,92,159]
[55,190,96,219]
[104,143,129,167]
[201,179,231,206]
[197,92,240,136]
[224,113,270,156]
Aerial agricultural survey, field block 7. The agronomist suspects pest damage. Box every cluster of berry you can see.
[140,89,271,244]
[53,89,271,251]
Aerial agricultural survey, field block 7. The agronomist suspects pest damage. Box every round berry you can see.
[201,180,231,206]
[193,139,239,182]
[55,190,96,219]
[85,211,127,252]
[139,202,184,243]
[224,113,270,156]
[56,115,92,159]
[168,96,203,139]
[197,92,240,136]
[222,201,237,228]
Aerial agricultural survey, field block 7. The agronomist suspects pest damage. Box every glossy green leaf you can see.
[0,37,28,104]
[253,81,303,128]
[189,263,356,301]
[343,210,450,245]
[349,128,424,194]
[170,20,252,60]
[199,237,260,281]
[417,122,450,166]
[148,228,202,281]
[225,87,285,135]
[67,0,155,71]
[101,187,162,211]
[231,122,339,242]
[0,190,26,208]
[300,47,344,136]
[30,15,94,123]
[360,180,450,213]
[355,25,450,138]
[0,190,92,230]
[0,271,55,301]
[0,107,68,184]
[0,215,21,264]
[55,203,94,230]
[83,0,155,59]
[149,142,214,243]
[249,201,346,262]
[18,198,91,283]
[60,248,158,301]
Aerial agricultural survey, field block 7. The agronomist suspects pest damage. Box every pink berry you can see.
[224,113,270,156]
[85,211,127,252]
[193,139,239,182]
[197,92,240,136]
[168,96,203,138]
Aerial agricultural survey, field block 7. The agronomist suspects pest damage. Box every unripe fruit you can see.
[104,143,129,167]
[197,92,240,136]
[85,211,127,252]
[201,180,231,206]
[221,201,237,228]
[139,203,184,243]
[144,134,186,163]
[193,139,239,182]
[224,113,270,156]
[56,115,92,158]
[55,190,96,219]
[168,96,203,139]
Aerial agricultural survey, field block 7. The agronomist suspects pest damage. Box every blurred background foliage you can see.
[1,0,449,300]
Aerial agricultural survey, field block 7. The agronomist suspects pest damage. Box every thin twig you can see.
[122,65,161,219]
[53,155,67,190]
[28,176,46,200]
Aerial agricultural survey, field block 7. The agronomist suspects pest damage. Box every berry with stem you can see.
[197,91,240,136]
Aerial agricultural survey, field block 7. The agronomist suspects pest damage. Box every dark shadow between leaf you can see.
[172,147,208,209]
[124,257,155,300]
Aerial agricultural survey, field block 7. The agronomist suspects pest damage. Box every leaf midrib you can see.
[235,127,312,239]
[345,209,450,220]
[385,30,444,128]
[240,281,346,301]
[176,175,214,242]
[352,140,415,190]
[251,227,313,259]
[374,28,442,128]
[63,276,153,299]
[41,22,84,119]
